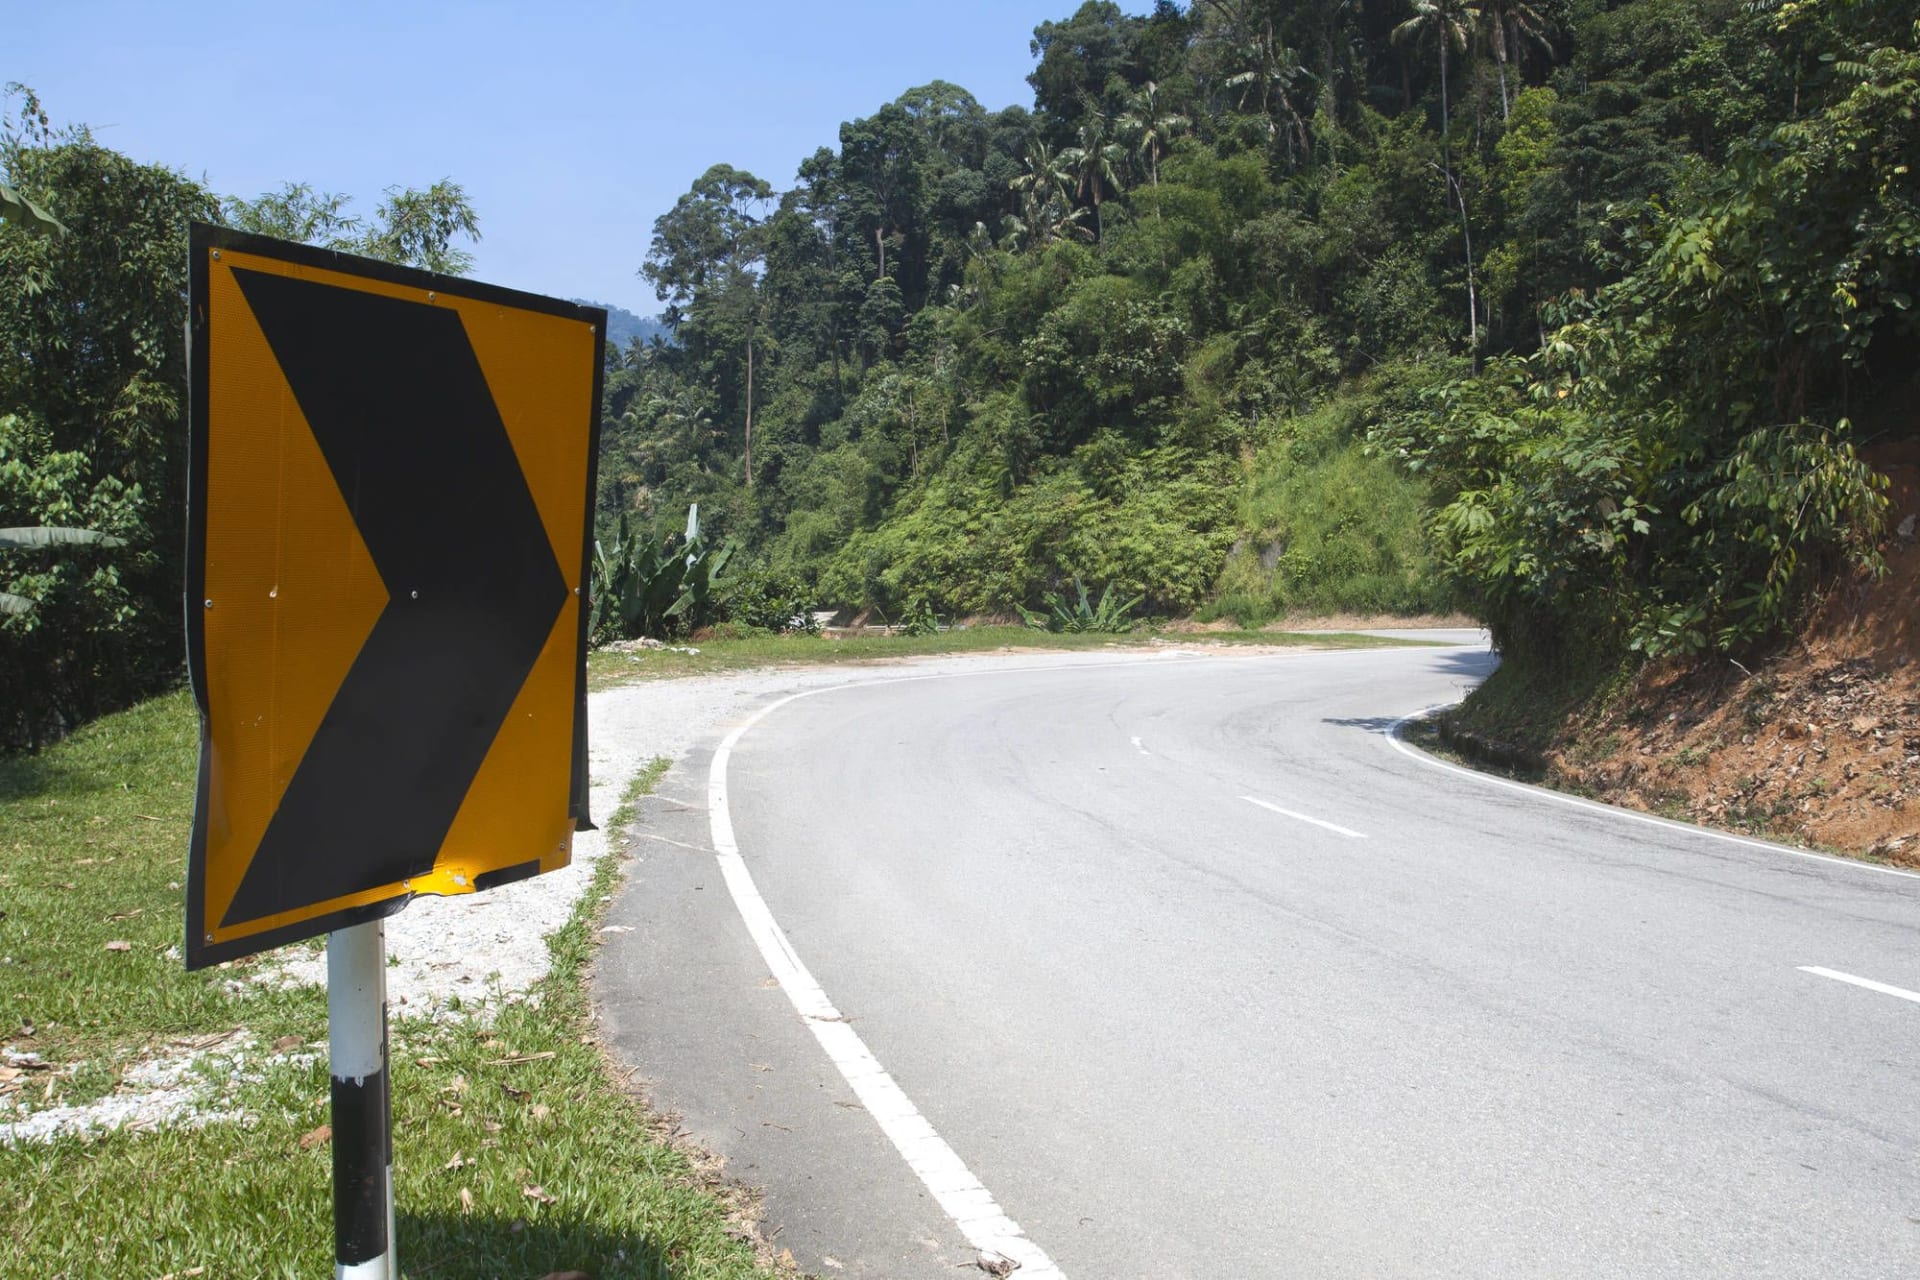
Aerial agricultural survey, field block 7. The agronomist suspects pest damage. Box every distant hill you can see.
[573,300,669,351]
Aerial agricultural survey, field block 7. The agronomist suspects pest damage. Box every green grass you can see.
[0,689,325,1105]
[0,696,778,1279]
[589,623,1421,687]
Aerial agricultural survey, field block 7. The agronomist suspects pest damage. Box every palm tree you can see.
[1059,117,1128,242]
[1011,140,1074,214]
[1477,0,1552,120]
[647,386,716,474]
[1194,1,1314,164]
[1003,191,1091,253]
[1392,0,1477,142]
[1117,81,1190,189]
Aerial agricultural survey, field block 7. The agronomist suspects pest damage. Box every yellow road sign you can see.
[184,224,605,969]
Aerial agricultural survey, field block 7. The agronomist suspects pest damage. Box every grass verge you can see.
[588,623,1425,688]
[1,695,780,1279]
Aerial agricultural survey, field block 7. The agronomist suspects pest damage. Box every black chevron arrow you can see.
[221,269,568,927]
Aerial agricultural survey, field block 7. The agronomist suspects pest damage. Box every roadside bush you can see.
[721,567,821,634]
[0,137,216,750]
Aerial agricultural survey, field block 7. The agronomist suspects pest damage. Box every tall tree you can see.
[1475,0,1551,120]
[1392,0,1477,142]
[1059,115,1128,240]
[1117,80,1189,188]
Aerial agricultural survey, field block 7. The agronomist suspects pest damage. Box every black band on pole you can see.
[331,1066,391,1265]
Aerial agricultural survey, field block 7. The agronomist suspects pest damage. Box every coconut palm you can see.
[1010,140,1074,214]
[1477,0,1553,120]
[1004,191,1092,253]
[1392,0,1477,141]
[1193,1,1315,163]
[1058,117,1128,242]
[1117,81,1190,189]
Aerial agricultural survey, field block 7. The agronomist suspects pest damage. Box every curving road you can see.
[595,639,1920,1279]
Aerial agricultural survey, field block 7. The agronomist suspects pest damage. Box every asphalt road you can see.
[595,640,1920,1279]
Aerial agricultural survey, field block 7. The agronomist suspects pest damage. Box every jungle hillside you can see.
[4,0,1918,757]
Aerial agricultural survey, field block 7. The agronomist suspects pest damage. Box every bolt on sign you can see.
[184,224,605,970]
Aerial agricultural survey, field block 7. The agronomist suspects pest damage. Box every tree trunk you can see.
[875,225,886,279]
[743,332,754,490]
[1451,169,1479,371]
[1495,37,1510,121]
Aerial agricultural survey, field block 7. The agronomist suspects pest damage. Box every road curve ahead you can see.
[596,641,1920,1279]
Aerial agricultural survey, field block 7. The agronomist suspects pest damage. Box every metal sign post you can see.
[327,921,395,1279]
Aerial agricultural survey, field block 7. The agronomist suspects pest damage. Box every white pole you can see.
[327,919,395,1280]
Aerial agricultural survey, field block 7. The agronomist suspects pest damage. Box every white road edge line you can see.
[1798,966,1920,1005]
[708,682,1069,1280]
[1385,706,1920,882]
[1240,796,1367,839]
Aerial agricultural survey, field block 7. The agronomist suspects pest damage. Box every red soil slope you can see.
[1545,443,1920,867]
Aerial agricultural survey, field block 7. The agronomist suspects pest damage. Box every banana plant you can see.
[588,506,735,642]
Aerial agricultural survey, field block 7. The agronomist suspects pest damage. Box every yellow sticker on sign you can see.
[184,224,605,969]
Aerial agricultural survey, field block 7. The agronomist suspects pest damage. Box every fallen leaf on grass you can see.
[522,1184,557,1206]
[501,1083,530,1102]
[104,940,132,952]
[106,908,144,921]
[536,1272,593,1280]
[415,1055,444,1067]
[530,1103,551,1123]
[298,1124,332,1151]
[444,1152,469,1171]
[459,1187,473,1215]
[271,1034,303,1053]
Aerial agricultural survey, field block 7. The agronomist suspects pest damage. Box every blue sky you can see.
[13,1,1145,316]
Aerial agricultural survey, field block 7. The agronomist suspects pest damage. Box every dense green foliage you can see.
[608,0,1914,665]
[0,98,218,748]
[0,83,482,748]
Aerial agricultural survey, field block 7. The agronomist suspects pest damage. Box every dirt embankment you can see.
[1542,443,1920,867]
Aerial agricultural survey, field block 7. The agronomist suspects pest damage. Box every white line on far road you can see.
[1241,796,1367,839]
[1799,966,1920,1006]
